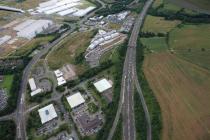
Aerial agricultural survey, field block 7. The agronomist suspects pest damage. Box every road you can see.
[0,5,24,13]
[16,30,73,140]
[107,0,153,140]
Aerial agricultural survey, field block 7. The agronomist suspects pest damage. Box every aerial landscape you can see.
[0,0,210,140]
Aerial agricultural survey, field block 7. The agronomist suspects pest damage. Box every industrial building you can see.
[66,92,85,109]
[38,104,58,124]
[88,30,120,50]
[32,0,96,17]
[93,78,112,93]
[106,11,130,23]
[0,35,11,46]
[14,19,53,39]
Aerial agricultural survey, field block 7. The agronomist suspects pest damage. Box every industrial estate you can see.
[0,0,210,140]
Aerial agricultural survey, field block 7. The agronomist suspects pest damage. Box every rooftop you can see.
[66,92,85,108]
[93,78,112,93]
[38,104,58,124]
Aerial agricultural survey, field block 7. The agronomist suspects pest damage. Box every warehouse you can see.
[93,78,112,93]
[72,6,95,17]
[14,19,53,39]
[13,19,35,31]
[57,7,78,16]
[38,104,58,124]
[66,92,85,109]
[32,0,95,17]
[44,3,80,15]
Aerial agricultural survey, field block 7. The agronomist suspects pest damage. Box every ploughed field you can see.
[141,11,210,140]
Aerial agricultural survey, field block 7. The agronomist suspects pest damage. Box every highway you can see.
[107,0,153,140]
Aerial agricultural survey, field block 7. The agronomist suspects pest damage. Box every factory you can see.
[14,19,53,39]
[88,30,120,50]
[31,0,96,17]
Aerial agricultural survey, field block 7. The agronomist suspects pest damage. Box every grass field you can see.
[174,0,210,12]
[47,31,94,74]
[142,15,181,33]
[141,12,210,139]
[0,75,14,93]
[141,37,168,53]
[169,24,210,70]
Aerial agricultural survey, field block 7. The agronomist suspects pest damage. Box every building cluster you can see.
[28,78,43,96]
[54,64,77,86]
[54,69,67,86]
[29,0,96,17]
[88,30,120,50]
[120,15,135,33]
[67,92,103,136]
[85,15,106,26]
[106,11,130,24]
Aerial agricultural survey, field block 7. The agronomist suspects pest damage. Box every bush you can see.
[0,121,16,140]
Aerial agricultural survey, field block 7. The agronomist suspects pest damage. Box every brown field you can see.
[47,31,94,74]
[143,52,210,140]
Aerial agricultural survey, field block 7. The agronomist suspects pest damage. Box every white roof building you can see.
[0,35,11,46]
[57,76,66,86]
[38,104,58,124]
[66,92,85,108]
[72,6,95,17]
[28,78,37,91]
[31,88,43,96]
[54,69,63,77]
[93,78,112,93]
[15,19,53,39]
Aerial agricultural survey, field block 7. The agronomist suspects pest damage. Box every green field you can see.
[0,75,14,93]
[142,15,181,33]
[141,9,210,139]
[169,24,210,70]
[141,37,168,53]
[174,0,210,12]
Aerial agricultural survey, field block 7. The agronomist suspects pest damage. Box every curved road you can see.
[107,0,153,140]
[16,29,74,140]
[14,0,106,139]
